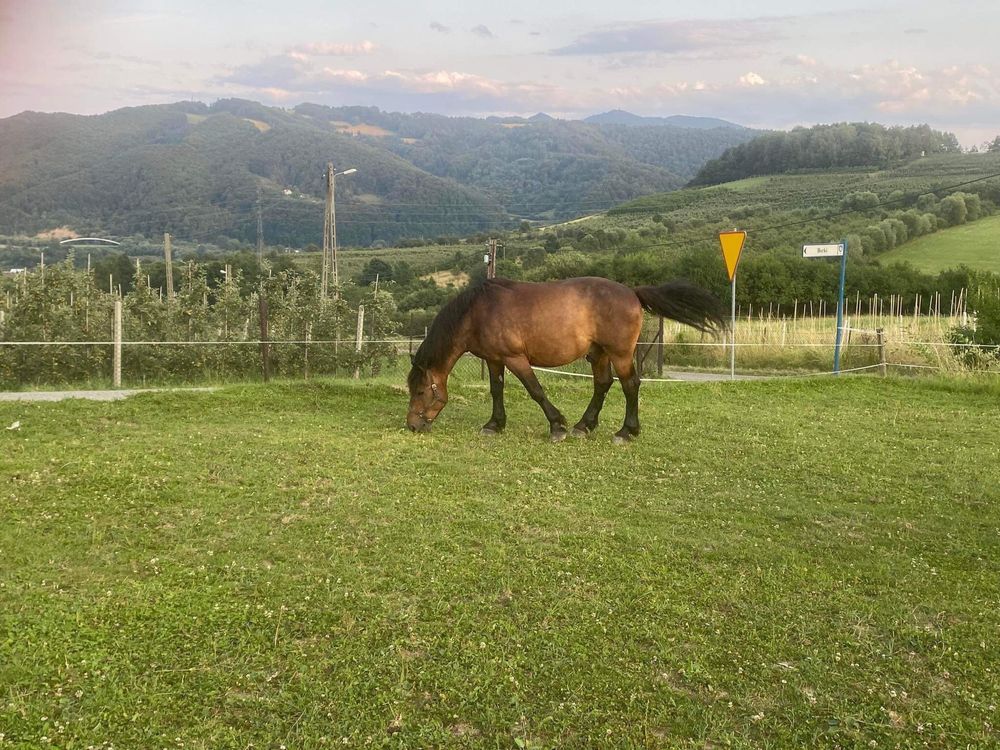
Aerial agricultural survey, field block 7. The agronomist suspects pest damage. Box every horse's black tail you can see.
[633,280,728,336]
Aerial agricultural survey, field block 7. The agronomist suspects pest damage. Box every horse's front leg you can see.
[480,359,507,435]
[504,356,568,442]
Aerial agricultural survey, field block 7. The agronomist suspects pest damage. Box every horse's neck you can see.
[437,341,467,381]
[437,322,472,381]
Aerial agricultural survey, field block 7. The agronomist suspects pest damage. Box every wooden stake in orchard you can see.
[164,232,174,300]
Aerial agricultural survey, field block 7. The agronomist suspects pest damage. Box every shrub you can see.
[937,194,968,227]
[949,289,1000,368]
[841,191,880,211]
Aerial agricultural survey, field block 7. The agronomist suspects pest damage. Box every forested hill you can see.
[582,110,744,130]
[0,99,757,247]
[286,103,757,210]
[0,101,503,248]
[690,123,961,186]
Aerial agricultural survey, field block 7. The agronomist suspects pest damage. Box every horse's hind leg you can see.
[504,356,568,442]
[480,360,507,435]
[610,353,641,444]
[572,351,613,437]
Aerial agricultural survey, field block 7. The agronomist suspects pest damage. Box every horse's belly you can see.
[525,338,592,367]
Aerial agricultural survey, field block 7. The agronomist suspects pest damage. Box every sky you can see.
[1,0,999,146]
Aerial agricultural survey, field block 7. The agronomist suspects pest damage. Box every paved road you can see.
[658,370,765,381]
[0,387,216,402]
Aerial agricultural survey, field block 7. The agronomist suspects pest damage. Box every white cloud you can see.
[552,17,786,57]
[739,72,767,87]
[291,40,376,56]
[218,48,1000,140]
[221,54,562,112]
[782,54,817,68]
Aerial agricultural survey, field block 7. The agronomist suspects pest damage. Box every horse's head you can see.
[406,361,448,433]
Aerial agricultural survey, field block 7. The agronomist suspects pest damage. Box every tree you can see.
[393,261,415,286]
[358,258,393,287]
[938,194,968,227]
[93,253,136,294]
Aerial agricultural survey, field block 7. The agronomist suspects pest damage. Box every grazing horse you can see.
[406,277,725,443]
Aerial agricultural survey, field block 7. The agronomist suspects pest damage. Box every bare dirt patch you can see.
[34,227,78,241]
[244,118,271,133]
[423,270,469,287]
[331,121,394,137]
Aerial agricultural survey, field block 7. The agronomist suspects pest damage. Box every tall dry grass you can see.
[642,309,977,375]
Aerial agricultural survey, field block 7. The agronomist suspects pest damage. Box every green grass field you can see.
[2,375,1000,748]
[879,214,1000,274]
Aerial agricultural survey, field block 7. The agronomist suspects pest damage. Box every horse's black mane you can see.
[407,279,511,392]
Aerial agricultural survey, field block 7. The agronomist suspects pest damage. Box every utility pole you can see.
[164,232,174,300]
[321,163,357,299]
[256,184,264,263]
[330,167,340,296]
[321,162,334,299]
[484,237,498,280]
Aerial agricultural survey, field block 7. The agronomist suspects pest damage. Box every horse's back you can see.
[472,277,642,365]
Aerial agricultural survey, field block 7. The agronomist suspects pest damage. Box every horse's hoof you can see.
[612,433,633,445]
[480,427,500,437]
[570,427,589,438]
[550,429,568,443]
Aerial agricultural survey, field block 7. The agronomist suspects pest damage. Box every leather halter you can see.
[417,381,445,423]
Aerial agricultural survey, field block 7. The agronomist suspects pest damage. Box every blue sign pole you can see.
[832,238,848,374]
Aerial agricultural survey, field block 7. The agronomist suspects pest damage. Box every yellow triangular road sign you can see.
[718,230,747,282]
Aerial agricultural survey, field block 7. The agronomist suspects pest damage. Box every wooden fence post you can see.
[656,316,664,377]
[876,327,887,377]
[304,321,311,380]
[258,295,270,382]
[354,305,365,380]
[113,297,122,388]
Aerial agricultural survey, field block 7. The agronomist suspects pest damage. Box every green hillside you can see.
[880,213,1000,273]
[445,152,1000,311]
[592,153,1000,261]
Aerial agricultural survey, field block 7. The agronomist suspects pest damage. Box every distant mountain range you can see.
[0,101,758,246]
[583,110,746,130]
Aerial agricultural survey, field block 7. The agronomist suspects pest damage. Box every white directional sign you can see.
[802,242,845,258]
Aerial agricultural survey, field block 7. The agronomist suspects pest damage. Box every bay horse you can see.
[406,277,726,443]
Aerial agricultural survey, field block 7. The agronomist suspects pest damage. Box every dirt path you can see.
[0,387,216,402]
[0,372,768,404]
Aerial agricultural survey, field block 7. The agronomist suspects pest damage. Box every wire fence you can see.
[1,323,997,390]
